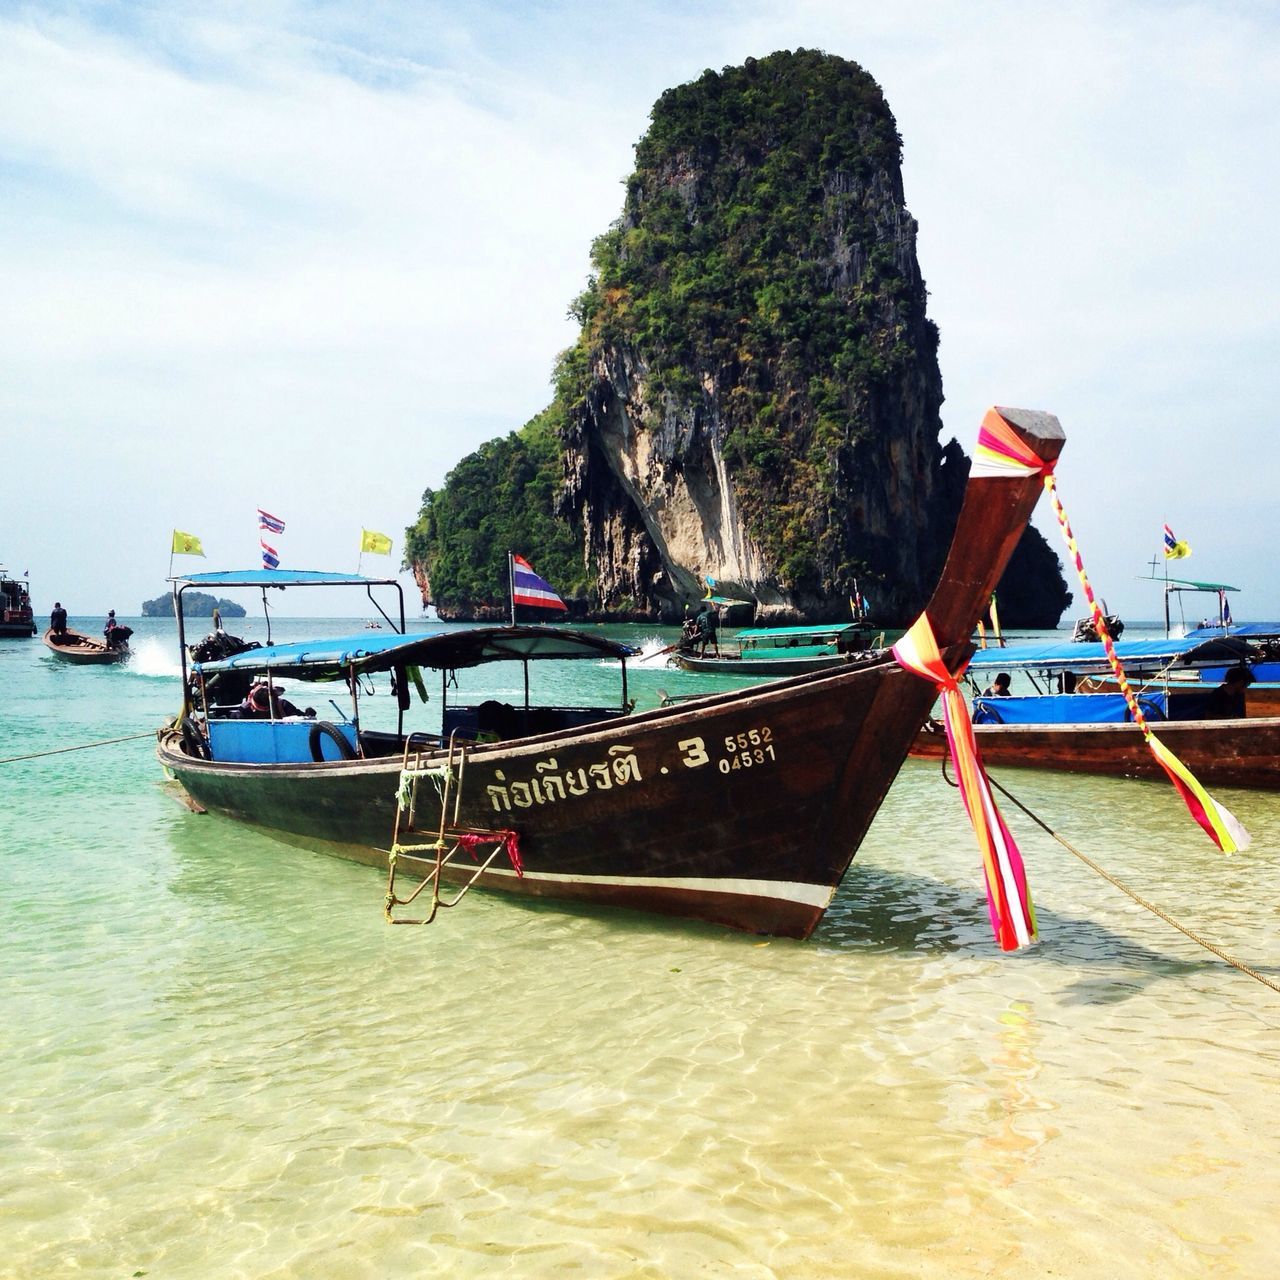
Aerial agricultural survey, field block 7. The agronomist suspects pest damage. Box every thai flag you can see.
[1163,523,1190,560]
[258,508,286,535]
[511,555,567,611]
[261,541,280,570]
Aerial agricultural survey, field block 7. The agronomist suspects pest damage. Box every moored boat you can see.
[913,713,1280,790]
[670,621,903,676]
[910,635,1280,788]
[157,406,1065,938]
[1,569,36,638]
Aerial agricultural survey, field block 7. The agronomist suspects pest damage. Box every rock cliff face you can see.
[408,50,1070,626]
[558,50,999,622]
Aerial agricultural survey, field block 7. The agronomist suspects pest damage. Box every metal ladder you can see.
[384,732,522,925]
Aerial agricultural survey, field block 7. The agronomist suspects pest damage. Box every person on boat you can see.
[49,602,67,636]
[680,610,699,648]
[103,609,124,649]
[983,672,1012,697]
[1205,665,1253,719]
[695,604,720,657]
[239,681,313,719]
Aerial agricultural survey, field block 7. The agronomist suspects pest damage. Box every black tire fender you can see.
[309,721,356,762]
[179,715,211,760]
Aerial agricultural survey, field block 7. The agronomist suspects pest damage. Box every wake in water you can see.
[127,637,183,679]
[630,635,679,666]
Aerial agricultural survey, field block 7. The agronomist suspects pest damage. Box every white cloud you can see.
[2,1,1278,618]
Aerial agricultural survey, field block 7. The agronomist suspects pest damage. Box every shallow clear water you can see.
[3,618,1279,1277]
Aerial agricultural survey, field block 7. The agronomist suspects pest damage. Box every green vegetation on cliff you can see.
[404,408,594,616]
[407,49,1070,626]
[567,49,931,597]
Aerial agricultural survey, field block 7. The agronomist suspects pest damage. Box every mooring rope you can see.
[936,749,1280,995]
[0,731,156,766]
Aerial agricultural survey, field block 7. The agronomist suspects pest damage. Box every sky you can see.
[2,0,1278,622]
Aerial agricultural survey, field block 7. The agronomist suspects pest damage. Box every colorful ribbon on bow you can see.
[1044,476,1248,852]
[895,614,1038,952]
[972,406,1057,478]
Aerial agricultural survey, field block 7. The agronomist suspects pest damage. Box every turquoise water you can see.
[3,618,1279,1277]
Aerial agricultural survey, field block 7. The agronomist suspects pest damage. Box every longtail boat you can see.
[910,636,1280,789]
[1,569,36,638]
[912,714,1280,790]
[42,626,132,664]
[156,407,1065,938]
[670,621,904,676]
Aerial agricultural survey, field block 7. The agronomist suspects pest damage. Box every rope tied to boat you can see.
[396,765,453,810]
[934,750,1280,997]
[0,731,156,766]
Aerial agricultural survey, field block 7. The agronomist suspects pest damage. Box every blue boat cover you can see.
[1185,622,1280,641]
[966,635,1251,674]
[972,692,1169,725]
[192,625,637,679]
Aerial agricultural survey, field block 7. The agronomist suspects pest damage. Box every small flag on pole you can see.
[1163,524,1191,560]
[172,530,205,557]
[511,554,568,612]
[257,508,284,570]
[361,529,393,555]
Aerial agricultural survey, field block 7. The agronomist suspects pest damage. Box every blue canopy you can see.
[1185,622,1280,641]
[172,570,398,588]
[193,625,637,680]
[973,692,1170,725]
[966,635,1252,674]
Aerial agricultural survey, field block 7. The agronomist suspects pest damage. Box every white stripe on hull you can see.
[431,863,836,910]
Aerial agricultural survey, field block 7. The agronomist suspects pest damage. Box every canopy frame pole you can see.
[174,581,190,713]
[364,582,405,634]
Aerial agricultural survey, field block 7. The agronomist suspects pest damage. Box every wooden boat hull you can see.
[910,716,1280,790]
[42,628,129,664]
[160,657,951,937]
[157,406,1066,936]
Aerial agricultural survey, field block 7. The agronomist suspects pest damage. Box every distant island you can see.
[141,591,246,618]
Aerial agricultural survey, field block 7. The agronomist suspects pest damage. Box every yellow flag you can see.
[172,529,205,556]
[361,529,393,555]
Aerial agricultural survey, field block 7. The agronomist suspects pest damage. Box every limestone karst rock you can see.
[407,50,1070,626]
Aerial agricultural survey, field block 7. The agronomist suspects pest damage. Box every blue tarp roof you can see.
[972,692,1170,725]
[193,625,637,679]
[172,570,398,588]
[1185,622,1280,640]
[966,635,1251,673]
